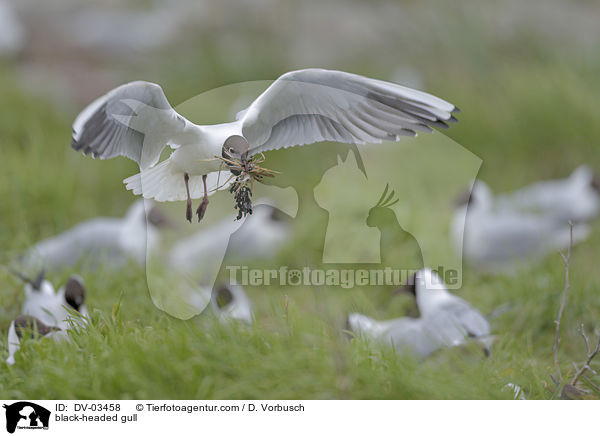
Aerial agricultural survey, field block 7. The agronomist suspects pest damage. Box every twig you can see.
[570,324,600,386]
[214,153,279,180]
[553,221,573,385]
[581,374,600,394]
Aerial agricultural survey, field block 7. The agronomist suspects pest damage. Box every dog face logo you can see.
[2,402,51,434]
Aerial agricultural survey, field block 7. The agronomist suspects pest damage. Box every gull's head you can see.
[454,180,493,211]
[223,135,250,173]
[212,283,253,324]
[454,188,473,208]
[591,173,600,194]
[64,276,86,312]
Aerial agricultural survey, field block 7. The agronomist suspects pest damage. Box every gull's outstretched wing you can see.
[438,298,490,340]
[238,69,459,155]
[72,81,202,169]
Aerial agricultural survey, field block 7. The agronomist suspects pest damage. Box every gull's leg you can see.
[196,174,209,222]
[184,173,193,223]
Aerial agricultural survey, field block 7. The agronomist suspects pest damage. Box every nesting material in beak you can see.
[216,150,279,220]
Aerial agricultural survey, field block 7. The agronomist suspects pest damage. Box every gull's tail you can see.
[123,160,232,202]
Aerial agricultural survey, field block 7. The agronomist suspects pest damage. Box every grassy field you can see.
[1,2,600,399]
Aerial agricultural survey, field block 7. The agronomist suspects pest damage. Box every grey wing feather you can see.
[71,81,187,169]
[253,114,355,154]
[72,99,146,163]
[441,299,490,338]
[240,69,458,154]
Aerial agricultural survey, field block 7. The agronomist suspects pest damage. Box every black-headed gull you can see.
[185,283,253,324]
[348,268,491,358]
[495,165,600,224]
[5,315,66,365]
[452,180,590,271]
[71,69,459,222]
[22,199,170,270]
[211,283,253,324]
[12,270,90,329]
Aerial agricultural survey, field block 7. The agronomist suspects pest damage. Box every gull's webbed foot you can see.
[196,197,209,222]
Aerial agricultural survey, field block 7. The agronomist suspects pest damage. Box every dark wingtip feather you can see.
[447,115,459,123]
[71,138,82,151]
[398,128,417,137]
[452,106,461,114]
[411,123,434,134]
[427,120,449,129]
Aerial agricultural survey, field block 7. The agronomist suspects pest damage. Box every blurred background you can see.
[1,0,599,398]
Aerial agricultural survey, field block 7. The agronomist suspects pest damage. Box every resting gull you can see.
[348,268,492,358]
[4,268,90,330]
[452,180,591,271]
[21,199,170,271]
[494,165,600,224]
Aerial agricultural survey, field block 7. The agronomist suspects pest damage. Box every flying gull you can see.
[71,68,459,222]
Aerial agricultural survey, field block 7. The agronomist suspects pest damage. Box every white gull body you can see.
[451,180,590,272]
[495,165,600,224]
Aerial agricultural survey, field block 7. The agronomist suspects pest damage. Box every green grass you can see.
[1,15,600,399]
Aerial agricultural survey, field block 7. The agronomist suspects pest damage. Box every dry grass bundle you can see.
[215,153,279,219]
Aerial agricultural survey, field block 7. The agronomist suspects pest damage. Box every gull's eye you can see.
[229,147,235,153]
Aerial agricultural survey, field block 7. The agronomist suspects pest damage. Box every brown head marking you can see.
[14,315,61,339]
[64,276,86,311]
[215,285,234,309]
